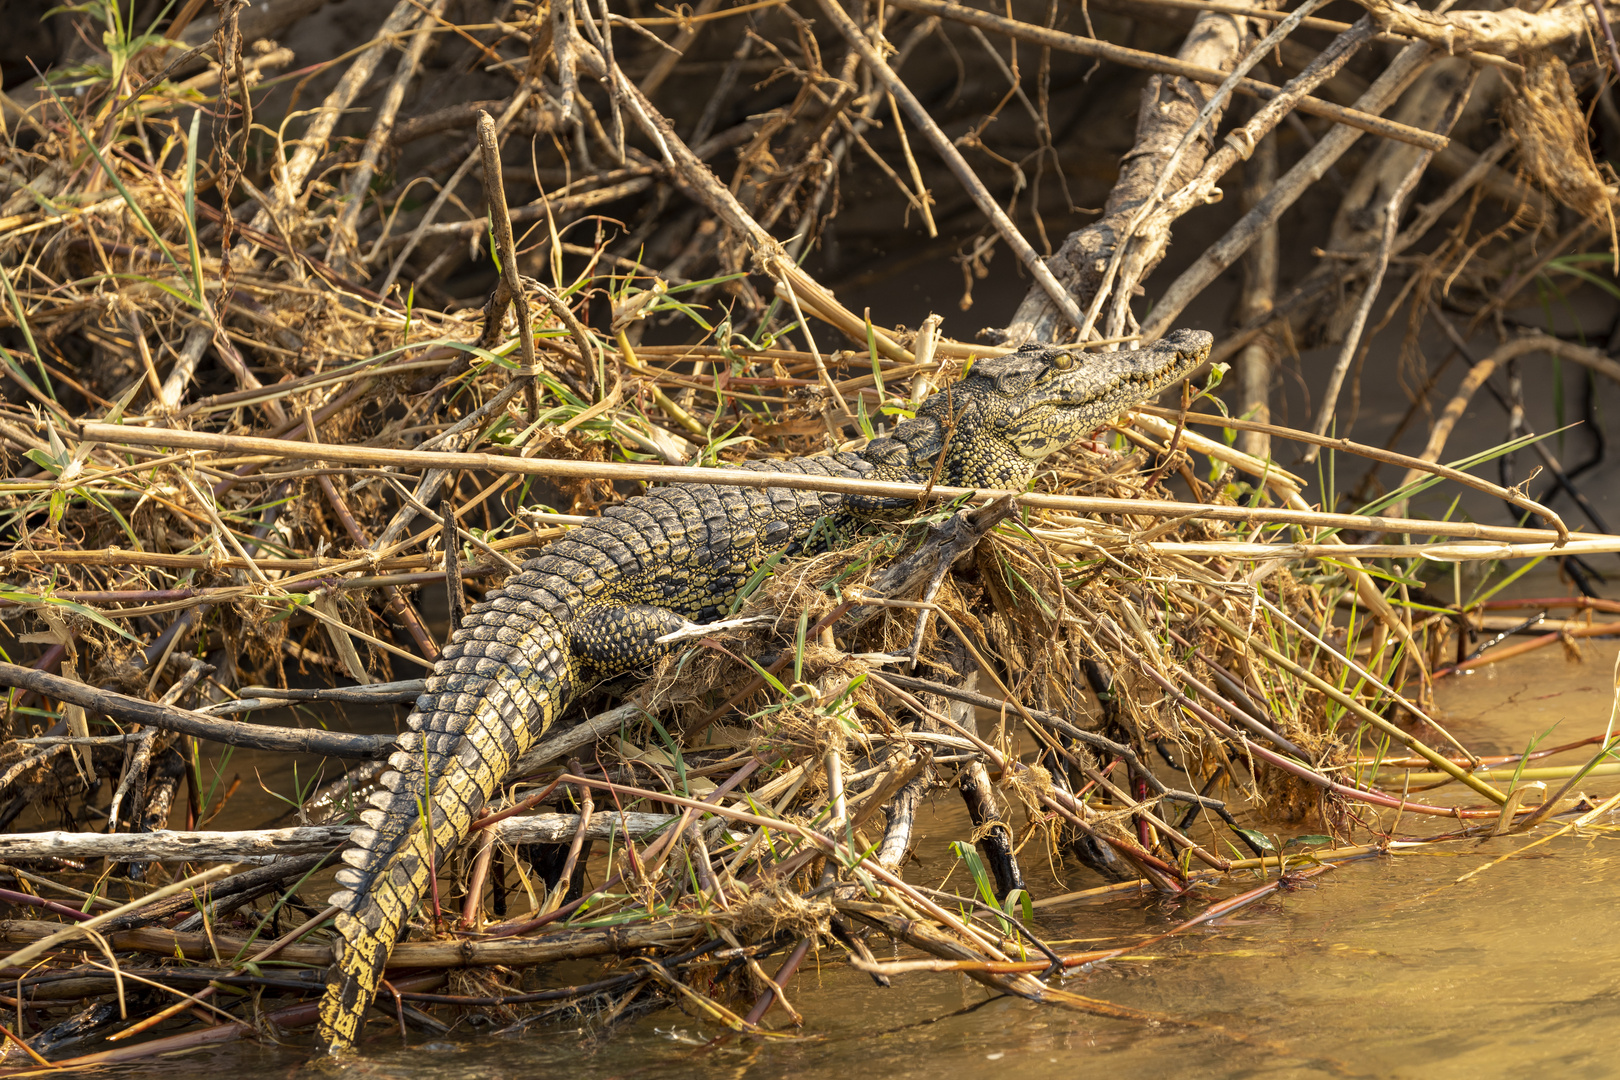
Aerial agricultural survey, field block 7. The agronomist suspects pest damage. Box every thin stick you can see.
[1080,0,1338,341]
[75,423,1600,545]
[0,862,242,971]
[312,417,441,660]
[0,663,391,758]
[1098,0,1520,69]
[0,1018,51,1066]
[298,599,436,671]
[462,821,497,929]
[637,0,724,96]
[1142,40,1437,339]
[328,0,448,272]
[0,813,676,863]
[554,774,1013,958]
[551,770,593,910]
[777,274,849,414]
[380,89,532,296]
[126,311,166,408]
[385,474,521,573]
[0,973,447,1071]
[1304,76,1470,458]
[1405,306,1543,498]
[1172,603,1500,802]
[885,91,937,238]
[478,110,540,420]
[1133,404,1567,537]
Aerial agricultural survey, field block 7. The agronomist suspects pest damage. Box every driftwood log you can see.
[0,916,701,969]
[0,811,680,863]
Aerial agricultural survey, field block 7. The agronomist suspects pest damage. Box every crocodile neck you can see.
[857,390,1038,495]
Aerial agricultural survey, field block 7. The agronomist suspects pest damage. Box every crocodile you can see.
[316,327,1215,1052]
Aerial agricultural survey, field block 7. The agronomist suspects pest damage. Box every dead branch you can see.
[1141,41,1436,339]
[1000,7,1257,343]
[1350,0,1596,55]
[0,663,390,758]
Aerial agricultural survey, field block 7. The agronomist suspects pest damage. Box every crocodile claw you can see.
[654,614,773,645]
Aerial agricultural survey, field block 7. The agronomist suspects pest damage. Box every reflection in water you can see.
[102,637,1620,1080]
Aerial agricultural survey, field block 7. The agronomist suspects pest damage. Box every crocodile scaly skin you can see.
[317,329,1214,1051]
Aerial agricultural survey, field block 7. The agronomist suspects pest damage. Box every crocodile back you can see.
[576,454,873,620]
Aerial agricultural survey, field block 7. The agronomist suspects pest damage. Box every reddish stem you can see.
[1480,597,1620,613]
[744,935,813,1026]
[0,889,94,922]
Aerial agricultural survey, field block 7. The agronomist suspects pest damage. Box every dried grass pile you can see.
[0,0,1618,1065]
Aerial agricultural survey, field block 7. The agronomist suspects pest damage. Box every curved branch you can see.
[1351,0,1592,55]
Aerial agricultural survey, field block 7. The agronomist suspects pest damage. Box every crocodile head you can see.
[895,328,1213,489]
[980,327,1214,462]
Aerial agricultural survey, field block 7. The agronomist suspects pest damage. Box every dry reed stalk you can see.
[74,423,1599,544]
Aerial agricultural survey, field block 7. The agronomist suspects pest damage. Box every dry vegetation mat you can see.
[1,0,1619,1064]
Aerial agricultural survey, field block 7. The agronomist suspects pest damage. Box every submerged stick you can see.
[0,972,448,1071]
[0,863,242,972]
[0,915,701,969]
[1434,622,1618,677]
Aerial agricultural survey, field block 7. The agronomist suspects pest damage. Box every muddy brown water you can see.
[65,570,1618,1079]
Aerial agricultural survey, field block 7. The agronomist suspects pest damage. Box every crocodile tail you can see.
[316,599,572,1052]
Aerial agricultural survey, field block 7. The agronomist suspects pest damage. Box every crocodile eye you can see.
[1051,353,1073,370]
